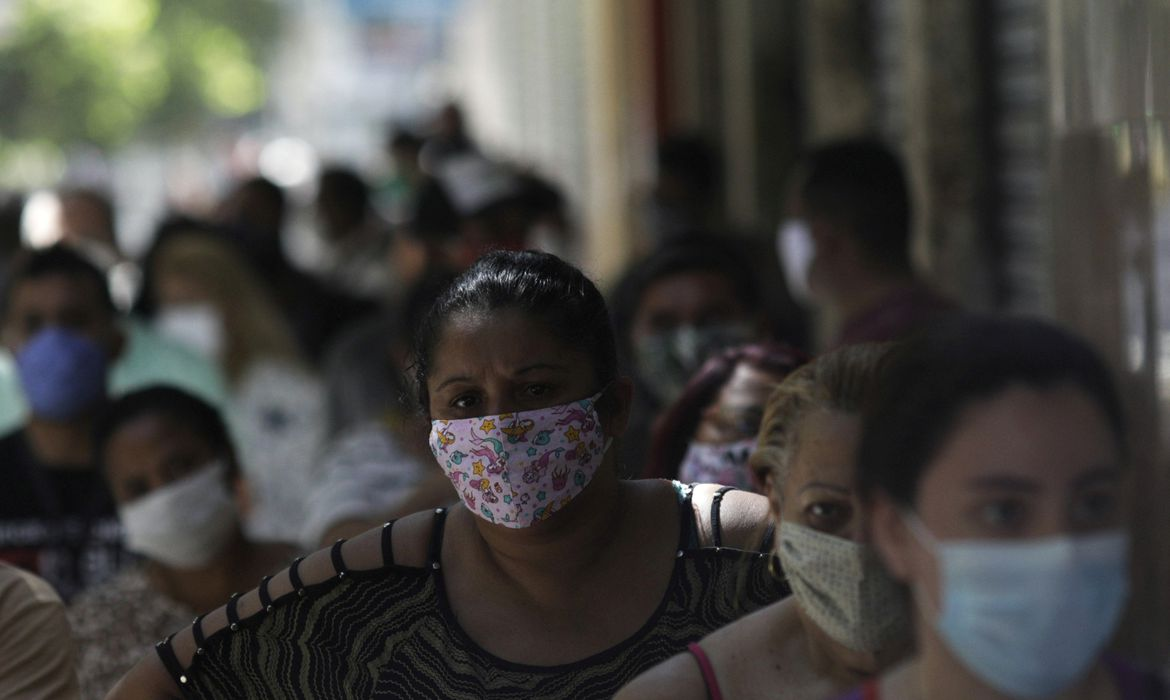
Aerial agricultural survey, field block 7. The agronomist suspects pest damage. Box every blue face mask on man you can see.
[904,512,1129,699]
[16,327,109,421]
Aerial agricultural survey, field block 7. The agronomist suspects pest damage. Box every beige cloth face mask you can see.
[776,520,911,653]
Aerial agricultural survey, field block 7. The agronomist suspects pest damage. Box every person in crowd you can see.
[0,236,229,435]
[145,229,326,543]
[0,562,80,698]
[643,134,723,246]
[69,386,297,700]
[644,342,806,488]
[777,138,954,348]
[0,246,131,600]
[108,250,784,699]
[215,178,375,362]
[617,343,911,700]
[838,316,1167,699]
[420,101,477,172]
[435,153,533,268]
[314,166,395,300]
[308,271,461,546]
[611,236,777,472]
[0,190,24,261]
[375,127,426,225]
[57,186,119,252]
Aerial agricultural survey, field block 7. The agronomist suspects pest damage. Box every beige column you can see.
[580,0,655,286]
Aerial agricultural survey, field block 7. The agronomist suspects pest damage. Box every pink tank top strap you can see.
[686,642,724,700]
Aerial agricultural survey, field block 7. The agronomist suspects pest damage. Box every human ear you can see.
[869,492,914,582]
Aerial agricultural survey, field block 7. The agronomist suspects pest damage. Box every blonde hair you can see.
[750,343,891,496]
[153,233,305,385]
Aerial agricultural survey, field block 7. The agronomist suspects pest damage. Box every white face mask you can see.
[777,521,911,652]
[155,303,226,361]
[776,219,814,303]
[118,461,238,569]
[904,512,1130,698]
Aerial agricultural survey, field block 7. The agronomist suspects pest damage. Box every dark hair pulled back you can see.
[413,250,618,415]
[857,315,1126,509]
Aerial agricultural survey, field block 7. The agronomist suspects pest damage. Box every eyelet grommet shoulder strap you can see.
[258,575,275,613]
[381,520,396,566]
[427,508,448,571]
[331,538,350,579]
[710,486,736,549]
[226,592,242,632]
[191,614,207,653]
[156,634,190,686]
[289,556,307,596]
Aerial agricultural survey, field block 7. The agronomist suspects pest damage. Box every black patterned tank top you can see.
[157,483,787,699]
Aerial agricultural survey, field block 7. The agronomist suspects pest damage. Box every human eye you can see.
[804,501,852,534]
[1071,486,1120,529]
[972,498,1030,534]
[449,392,481,411]
[523,383,551,399]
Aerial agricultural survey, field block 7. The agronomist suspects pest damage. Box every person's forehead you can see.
[922,385,1120,489]
[788,411,861,483]
[434,308,588,371]
[106,414,207,464]
[718,363,782,406]
[9,273,107,313]
[639,270,742,312]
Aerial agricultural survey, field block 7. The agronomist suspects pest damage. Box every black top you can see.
[0,429,127,601]
[159,483,787,699]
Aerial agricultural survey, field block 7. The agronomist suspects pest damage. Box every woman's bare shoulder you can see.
[689,483,772,550]
[104,651,181,700]
[613,649,709,700]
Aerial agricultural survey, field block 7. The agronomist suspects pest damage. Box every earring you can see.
[767,553,785,583]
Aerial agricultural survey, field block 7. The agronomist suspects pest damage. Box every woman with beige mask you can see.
[617,343,912,700]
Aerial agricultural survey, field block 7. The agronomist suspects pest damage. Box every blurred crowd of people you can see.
[0,103,1164,700]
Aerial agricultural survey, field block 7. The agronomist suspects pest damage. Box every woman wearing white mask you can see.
[840,316,1167,700]
[643,342,806,489]
[68,386,297,700]
[147,230,327,543]
[617,343,913,700]
[107,250,784,699]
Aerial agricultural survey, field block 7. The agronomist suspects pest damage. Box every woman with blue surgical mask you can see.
[69,386,296,700]
[840,316,1167,700]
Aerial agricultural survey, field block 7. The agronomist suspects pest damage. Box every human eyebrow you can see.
[799,481,851,496]
[513,362,570,376]
[1072,466,1124,489]
[965,475,1041,493]
[434,375,474,392]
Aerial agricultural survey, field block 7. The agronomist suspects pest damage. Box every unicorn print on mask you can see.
[429,388,612,529]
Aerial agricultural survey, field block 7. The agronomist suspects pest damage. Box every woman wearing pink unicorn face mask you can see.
[108,250,786,700]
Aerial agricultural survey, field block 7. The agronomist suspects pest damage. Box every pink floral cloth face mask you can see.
[429,389,612,528]
[677,438,756,490]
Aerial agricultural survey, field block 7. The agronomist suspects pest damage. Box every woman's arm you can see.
[104,653,182,700]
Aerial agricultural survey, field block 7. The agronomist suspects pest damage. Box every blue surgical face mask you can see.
[15,326,109,421]
[904,512,1129,698]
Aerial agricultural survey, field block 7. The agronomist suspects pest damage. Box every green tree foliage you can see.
[0,0,281,150]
